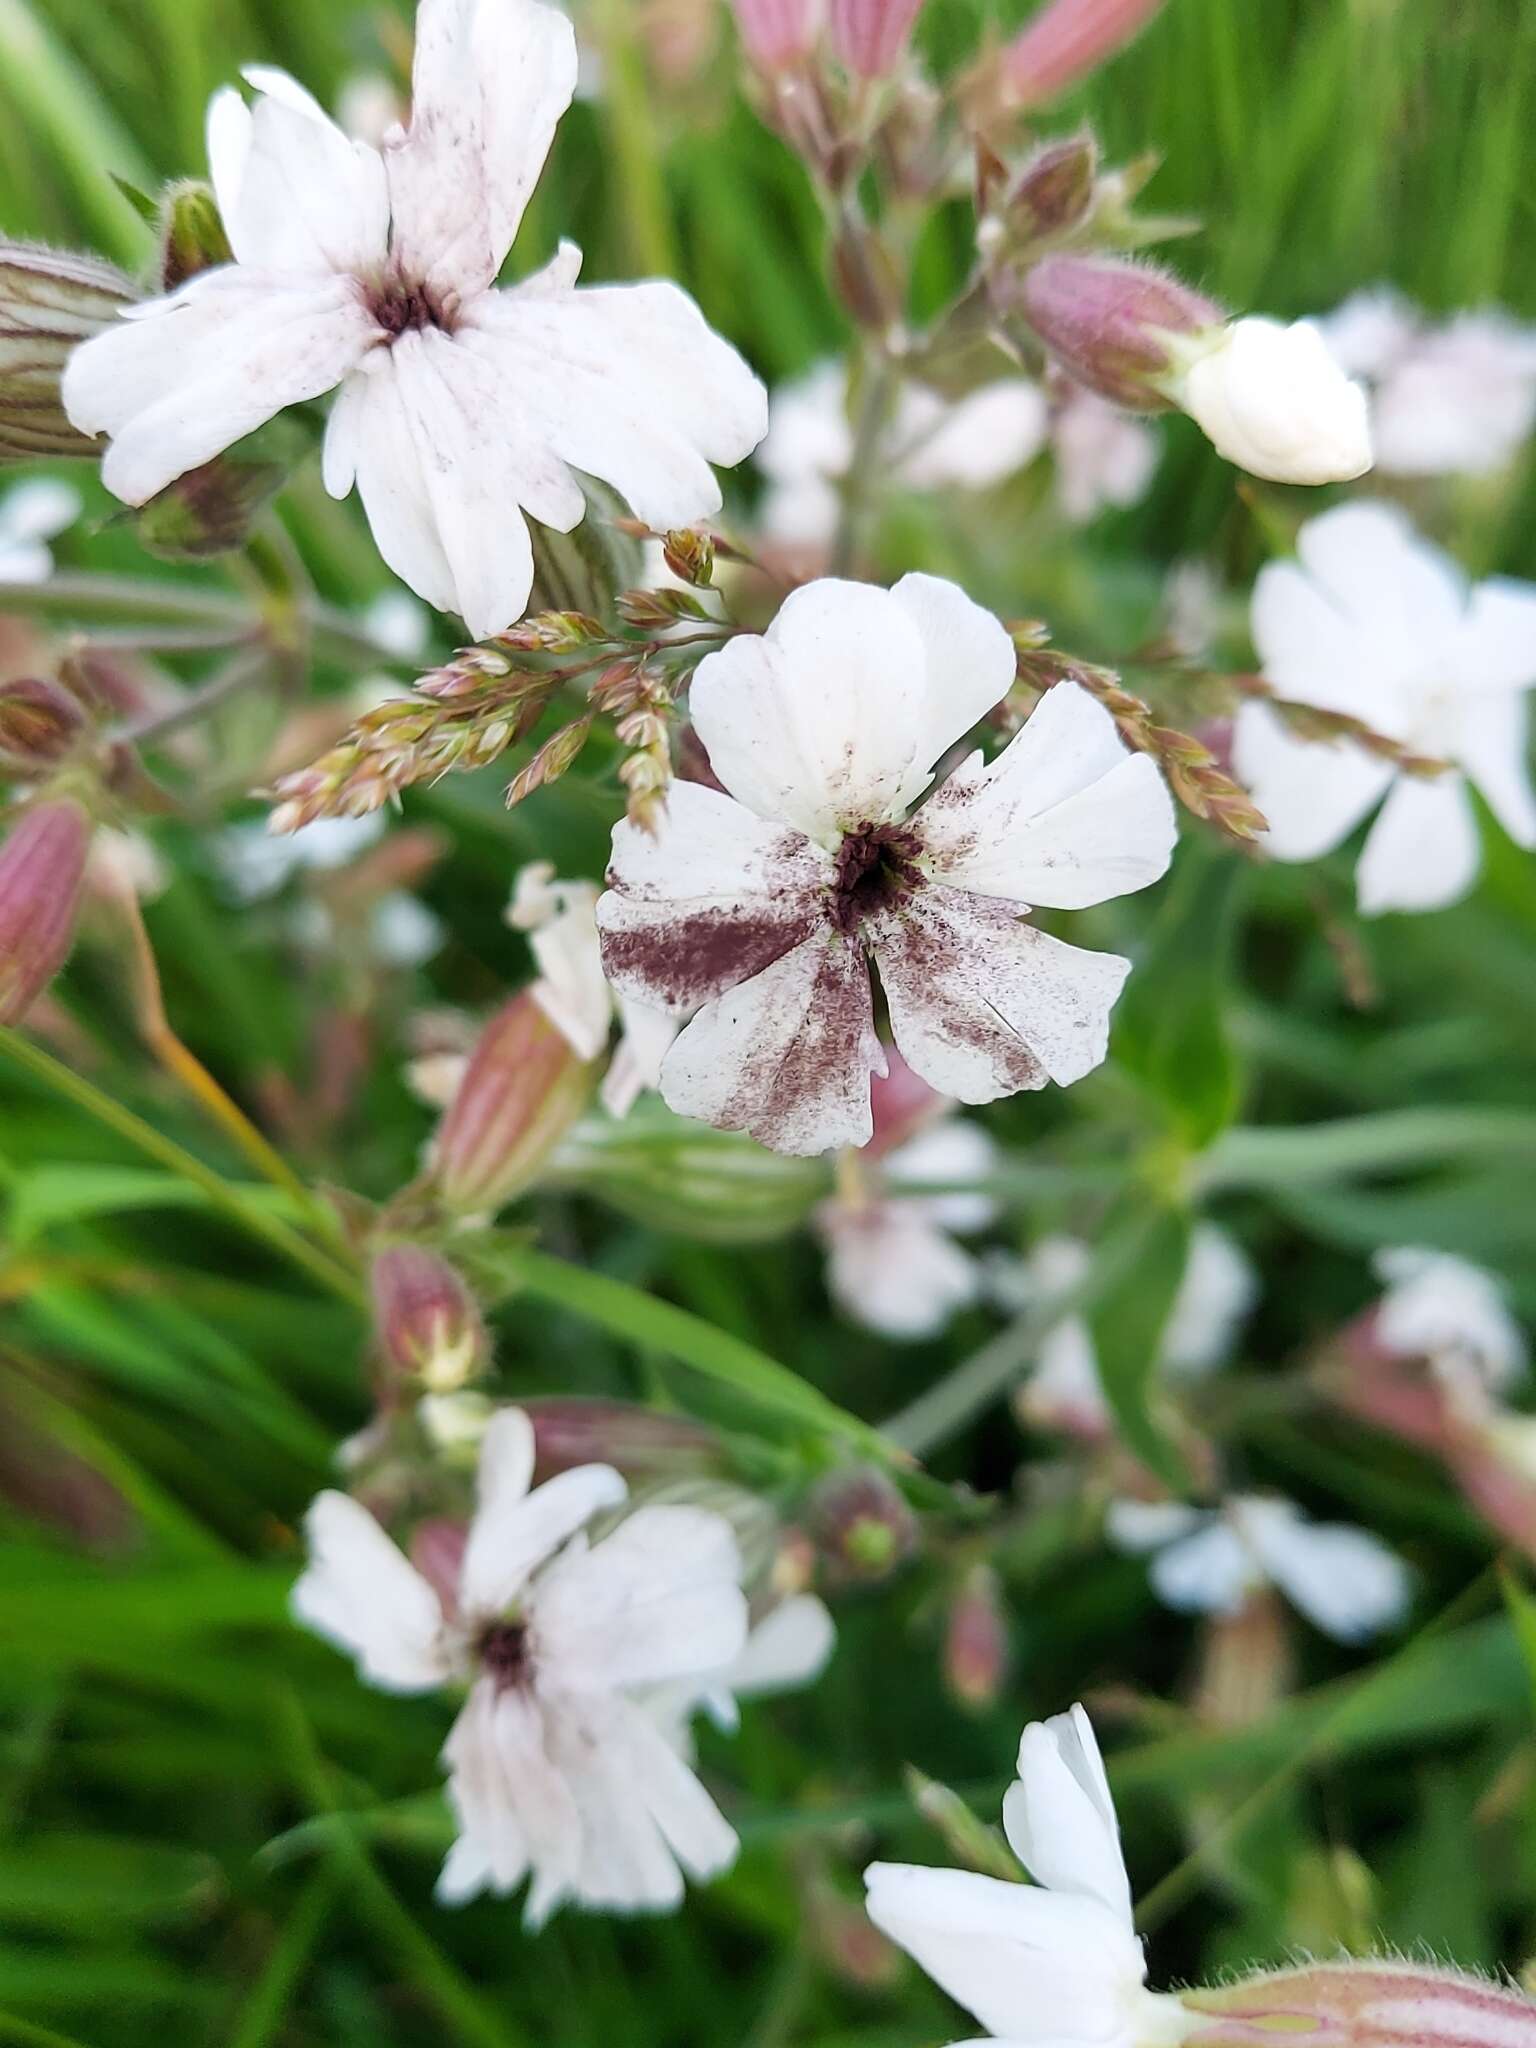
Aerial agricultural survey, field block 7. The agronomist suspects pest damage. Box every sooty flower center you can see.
[369,274,455,339]
[829,823,924,936]
[478,1619,534,1690]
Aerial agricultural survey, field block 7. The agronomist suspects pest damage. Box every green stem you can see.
[882,1302,1066,1457]
[7,574,401,672]
[830,353,898,579]
[0,1028,362,1304]
[1196,1108,1536,1192]
[587,0,677,277]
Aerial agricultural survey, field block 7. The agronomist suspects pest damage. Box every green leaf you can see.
[0,1836,220,1929]
[1084,1199,1193,1491]
[1114,843,1244,1146]
[1499,1566,1536,1721]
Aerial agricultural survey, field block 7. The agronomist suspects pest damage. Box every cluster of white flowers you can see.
[294,1406,832,1921]
[1320,288,1536,478]
[1234,501,1536,915]
[757,361,1157,546]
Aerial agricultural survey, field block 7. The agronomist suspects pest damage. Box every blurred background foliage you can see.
[1,1,1536,2044]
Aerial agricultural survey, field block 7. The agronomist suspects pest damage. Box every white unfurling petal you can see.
[1175,317,1371,484]
[291,1491,453,1691]
[1002,1705,1133,1924]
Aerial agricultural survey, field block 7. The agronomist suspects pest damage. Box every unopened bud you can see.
[370,1245,489,1393]
[866,1044,944,1157]
[0,239,135,459]
[433,991,596,1213]
[529,480,644,620]
[553,1111,826,1243]
[1001,0,1168,108]
[905,1767,1021,1881]
[522,1398,724,1480]
[809,1464,918,1584]
[829,0,923,78]
[1015,253,1220,409]
[1184,1960,1536,2048]
[0,677,88,769]
[999,133,1098,246]
[730,0,822,70]
[158,179,234,290]
[0,798,92,1024]
[943,1564,1009,1710]
[1166,317,1373,484]
[135,414,309,559]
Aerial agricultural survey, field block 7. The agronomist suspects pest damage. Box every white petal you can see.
[0,478,80,544]
[821,1200,980,1339]
[460,1409,626,1619]
[918,684,1176,908]
[217,69,389,274]
[64,271,374,506]
[1450,577,1536,693]
[1001,1706,1131,1923]
[1250,559,1389,721]
[461,276,766,530]
[658,931,884,1155]
[1458,691,1536,849]
[863,1863,1146,2044]
[603,997,680,1116]
[291,1491,451,1691]
[1374,1247,1527,1391]
[1103,1498,1206,1554]
[686,579,936,842]
[876,885,1129,1103]
[1020,1316,1108,1436]
[510,869,613,1060]
[1355,772,1480,916]
[1232,702,1393,863]
[758,361,852,486]
[597,781,828,1013]
[1159,1224,1256,1378]
[720,1595,836,1699]
[889,572,1020,769]
[438,1683,531,1902]
[894,379,1049,491]
[1146,1522,1253,1618]
[386,0,578,300]
[883,1117,999,1233]
[535,1504,747,1691]
[330,330,573,634]
[1240,1502,1409,1643]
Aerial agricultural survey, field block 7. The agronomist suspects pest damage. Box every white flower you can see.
[1170,318,1371,485]
[1051,385,1159,524]
[63,0,766,638]
[1373,1247,1527,1395]
[217,812,384,901]
[1318,291,1536,478]
[866,1704,1193,2048]
[1232,501,1536,915]
[597,576,1176,1155]
[1005,1226,1254,1434]
[507,860,678,1116]
[818,1116,999,1339]
[371,891,444,966]
[292,1407,749,1923]
[362,587,432,661]
[1106,1493,1410,1643]
[757,363,1049,548]
[0,477,80,582]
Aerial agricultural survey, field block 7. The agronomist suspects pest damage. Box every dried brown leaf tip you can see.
[1010,629,1269,847]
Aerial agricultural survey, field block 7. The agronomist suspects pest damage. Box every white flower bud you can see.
[1171,317,1372,483]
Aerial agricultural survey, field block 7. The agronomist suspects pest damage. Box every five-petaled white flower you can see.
[866,1704,1195,2048]
[1372,1247,1527,1396]
[507,860,678,1115]
[1233,502,1536,915]
[292,1406,750,1923]
[62,0,766,637]
[1106,1493,1409,1644]
[595,575,1176,1156]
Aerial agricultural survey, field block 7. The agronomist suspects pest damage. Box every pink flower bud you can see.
[1002,0,1168,108]
[521,1398,723,1480]
[1017,254,1222,409]
[409,1516,468,1617]
[369,1245,489,1393]
[1000,133,1098,244]
[0,677,88,769]
[943,1564,1009,1709]
[730,0,822,70]
[0,798,91,1024]
[866,1044,945,1156]
[1185,1960,1536,2048]
[828,0,924,77]
[432,991,595,1213]
[809,1465,918,1584]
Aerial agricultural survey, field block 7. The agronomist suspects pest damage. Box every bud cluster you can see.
[0,239,134,461]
